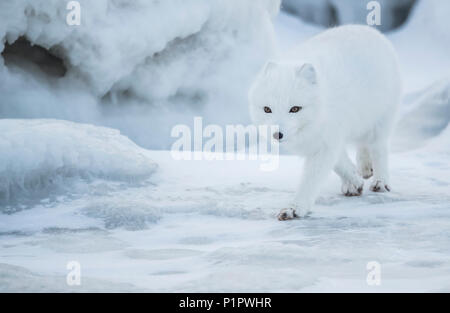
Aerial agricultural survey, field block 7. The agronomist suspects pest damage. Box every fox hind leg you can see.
[369,140,391,192]
[357,145,373,179]
[334,151,364,197]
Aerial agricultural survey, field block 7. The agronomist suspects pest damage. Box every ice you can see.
[0,119,157,208]
[0,0,280,149]
[0,263,141,292]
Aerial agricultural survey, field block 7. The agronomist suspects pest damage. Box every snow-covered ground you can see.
[2,142,450,292]
[1,4,450,292]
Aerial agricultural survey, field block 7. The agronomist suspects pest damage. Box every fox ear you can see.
[263,61,278,75]
[296,63,317,85]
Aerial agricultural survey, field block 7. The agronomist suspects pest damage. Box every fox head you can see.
[248,61,323,145]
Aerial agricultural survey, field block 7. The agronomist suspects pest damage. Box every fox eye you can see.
[289,106,302,113]
[264,106,272,113]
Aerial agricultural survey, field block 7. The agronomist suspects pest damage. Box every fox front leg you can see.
[278,148,340,221]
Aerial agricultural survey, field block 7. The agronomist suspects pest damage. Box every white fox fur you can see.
[248,25,402,220]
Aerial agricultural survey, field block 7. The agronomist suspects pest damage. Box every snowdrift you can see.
[0,0,279,99]
[394,78,450,151]
[0,119,157,208]
[404,0,450,48]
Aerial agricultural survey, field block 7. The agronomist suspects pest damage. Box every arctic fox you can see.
[248,25,402,220]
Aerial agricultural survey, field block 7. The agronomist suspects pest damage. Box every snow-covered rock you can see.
[0,0,279,98]
[0,119,157,207]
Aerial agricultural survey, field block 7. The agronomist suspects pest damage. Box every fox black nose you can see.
[273,132,284,140]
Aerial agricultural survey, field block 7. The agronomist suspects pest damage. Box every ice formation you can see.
[0,119,157,207]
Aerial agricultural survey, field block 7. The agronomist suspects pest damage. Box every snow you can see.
[330,0,417,32]
[388,0,450,93]
[1,144,450,292]
[1,4,450,292]
[0,119,157,209]
[393,78,450,151]
[0,0,280,149]
[0,0,278,98]
[277,1,450,95]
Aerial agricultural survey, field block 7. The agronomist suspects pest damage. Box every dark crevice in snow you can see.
[1,37,67,78]
[282,0,418,32]
[392,1,418,30]
[394,79,450,151]
[283,2,338,28]
[328,5,338,28]
[0,170,93,214]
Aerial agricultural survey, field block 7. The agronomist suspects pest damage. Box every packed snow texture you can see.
[0,0,280,148]
[0,119,157,209]
[393,79,450,151]
[282,0,417,31]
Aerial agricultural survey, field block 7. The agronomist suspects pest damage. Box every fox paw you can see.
[342,182,364,197]
[277,208,299,221]
[370,180,391,193]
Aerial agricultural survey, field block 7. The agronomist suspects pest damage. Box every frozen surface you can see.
[1,140,450,292]
[0,119,157,209]
[1,9,450,292]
